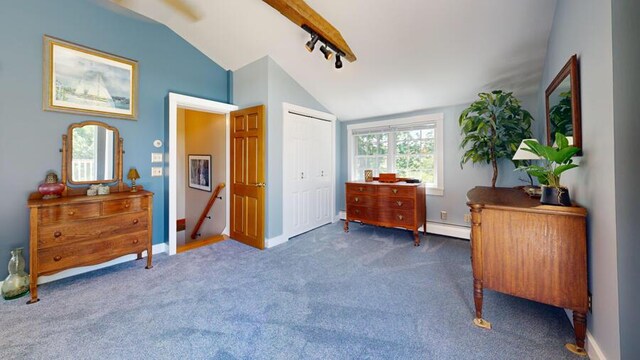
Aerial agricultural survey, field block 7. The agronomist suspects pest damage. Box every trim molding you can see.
[564,309,606,360]
[337,211,470,240]
[28,243,168,286]
[265,234,288,248]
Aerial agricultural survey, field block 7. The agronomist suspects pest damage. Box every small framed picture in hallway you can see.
[188,155,211,192]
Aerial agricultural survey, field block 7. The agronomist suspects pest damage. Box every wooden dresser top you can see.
[346,180,423,187]
[28,190,153,208]
[467,187,586,217]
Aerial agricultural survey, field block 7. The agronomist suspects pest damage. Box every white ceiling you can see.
[111,0,557,121]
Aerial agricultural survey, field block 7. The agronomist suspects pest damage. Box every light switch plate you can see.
[151,153,163,163]
[151,167,163,177]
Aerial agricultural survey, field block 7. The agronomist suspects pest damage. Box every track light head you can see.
[305,33,319,52]
[335,54,343,69]
[320,44,333,60]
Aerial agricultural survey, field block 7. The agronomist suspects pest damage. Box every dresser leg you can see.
[565,311,588,356]
[473,279,491,329]
[344,219,349,233]
[145,248,153,269]
[27,275,39,304]
[136,252,142,260]
[413,230,420,246]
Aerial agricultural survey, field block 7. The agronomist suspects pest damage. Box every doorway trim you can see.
[168,92,238,255]
[282,102,337,243]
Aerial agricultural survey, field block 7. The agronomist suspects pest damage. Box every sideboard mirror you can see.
[62,121,124,193]
[545,54,582,151]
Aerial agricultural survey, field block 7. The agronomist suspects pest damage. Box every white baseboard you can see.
[265,234,288,248]
[338,211,470,240]
[564,309,606,360]
[33,243,168,286]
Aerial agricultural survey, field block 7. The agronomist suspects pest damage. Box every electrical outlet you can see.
[151,167,163,177]
[151,153,163,163]
[440,211,447,221]
[464,214,471,223]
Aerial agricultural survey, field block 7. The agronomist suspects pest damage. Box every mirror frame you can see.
[62,120,123,189]
[545,54,582,151]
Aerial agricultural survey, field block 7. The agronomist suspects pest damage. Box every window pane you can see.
[357,135,375,155]
[378,134,388,155]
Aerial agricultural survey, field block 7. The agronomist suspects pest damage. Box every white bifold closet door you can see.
[285,113,332,238]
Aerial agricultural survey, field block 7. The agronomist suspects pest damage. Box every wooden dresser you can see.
[344,181,426,245]
[27,190,153,303]
[466,187,588,356]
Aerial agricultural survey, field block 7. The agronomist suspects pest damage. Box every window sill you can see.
[426,187,444,196]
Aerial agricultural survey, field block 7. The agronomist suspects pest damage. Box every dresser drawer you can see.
[378,185,416,197]
[380,197,414,210]
[346,194,375,206]
[379,209,415,226]
[346,183,377,195]
[38,211,148,249]
[103,197,148,215]
[38,231,148,275]
[40,203,101,225]
[347,205,376,221]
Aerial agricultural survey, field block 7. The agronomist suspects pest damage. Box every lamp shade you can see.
[127,168,140,180]
[512,139,542,160]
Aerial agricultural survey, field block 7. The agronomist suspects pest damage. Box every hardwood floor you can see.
[177,234,226,253]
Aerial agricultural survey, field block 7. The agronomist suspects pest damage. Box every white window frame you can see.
[347,113,444,196]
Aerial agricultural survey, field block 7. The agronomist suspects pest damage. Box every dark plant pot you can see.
[540,185,572,206]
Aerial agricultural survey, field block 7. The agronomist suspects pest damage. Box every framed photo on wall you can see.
[188,155,212,192]
[43,35,138,120]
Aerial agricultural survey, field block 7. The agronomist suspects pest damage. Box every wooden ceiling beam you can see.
[263,0,357,62]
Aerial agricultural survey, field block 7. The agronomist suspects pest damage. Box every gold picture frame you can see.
[43,35,138,120]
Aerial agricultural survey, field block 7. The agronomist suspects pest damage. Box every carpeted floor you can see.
[1,222,583,359]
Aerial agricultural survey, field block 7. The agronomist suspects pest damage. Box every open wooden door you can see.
[230,105,266,249]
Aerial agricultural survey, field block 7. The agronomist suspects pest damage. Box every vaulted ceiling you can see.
[109,0,557,120]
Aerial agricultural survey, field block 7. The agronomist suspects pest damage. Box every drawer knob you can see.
[124,202,130,208]
[355,209,360,214]
[397,215,404,220]
[396,201,403,207]
[358,187,364,192]
[54,231,62,238]
[392,189,398,194]
[53,255,62,262]
[133,219,139,225]
[354,197,360,203]
[133,239,139,244]
[68,211,75,215]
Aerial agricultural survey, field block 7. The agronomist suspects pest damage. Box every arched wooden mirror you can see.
[545,54,582,151]
[61,121,125,194]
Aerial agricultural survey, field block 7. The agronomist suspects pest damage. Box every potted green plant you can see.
[459,90,533,188]
[518,132,580,206]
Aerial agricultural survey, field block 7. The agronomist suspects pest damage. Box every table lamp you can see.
[127,167,141,192]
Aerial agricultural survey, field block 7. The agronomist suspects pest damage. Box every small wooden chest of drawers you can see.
[344,181,426,245]
[27,190,154,303]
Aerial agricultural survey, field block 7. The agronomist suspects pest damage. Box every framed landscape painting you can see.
[188,155,212,192]
[43,35,138,120]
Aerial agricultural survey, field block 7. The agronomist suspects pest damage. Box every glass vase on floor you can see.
[1,248,29,300]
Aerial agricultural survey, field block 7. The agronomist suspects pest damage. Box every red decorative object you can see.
[378,173,398,183]
[38,172,65,199]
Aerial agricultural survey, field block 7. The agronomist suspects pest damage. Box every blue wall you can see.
[0,0,229,278]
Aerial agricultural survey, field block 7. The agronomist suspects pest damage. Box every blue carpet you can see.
[0,222,583,359]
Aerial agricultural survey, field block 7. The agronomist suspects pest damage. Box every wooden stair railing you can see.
[191,182,225,240]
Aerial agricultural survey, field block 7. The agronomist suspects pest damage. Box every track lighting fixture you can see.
[305,33,319,52]
[335,53,343,69]
[320,44,333,60]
